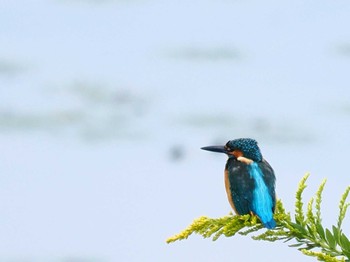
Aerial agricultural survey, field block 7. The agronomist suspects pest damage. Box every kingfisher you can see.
[201,138,276,229]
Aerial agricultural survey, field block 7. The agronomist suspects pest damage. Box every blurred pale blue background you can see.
[1,0,350,261]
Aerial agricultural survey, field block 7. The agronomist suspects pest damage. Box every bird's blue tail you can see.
[263,218,276,229]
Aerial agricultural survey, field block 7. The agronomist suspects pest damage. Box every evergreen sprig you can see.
[166,174,350,262]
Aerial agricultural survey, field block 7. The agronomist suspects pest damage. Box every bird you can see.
[201,138,276,229]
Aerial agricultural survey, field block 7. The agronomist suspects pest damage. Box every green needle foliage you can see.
[167,174,350,262]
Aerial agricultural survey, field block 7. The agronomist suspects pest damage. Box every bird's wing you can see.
[226,159,255,215]
[258,160,276,211]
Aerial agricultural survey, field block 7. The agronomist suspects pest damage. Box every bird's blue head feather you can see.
[226,138,263,162]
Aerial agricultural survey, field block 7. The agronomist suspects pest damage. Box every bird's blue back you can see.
[248,162,275,229]
[225,158,276,229]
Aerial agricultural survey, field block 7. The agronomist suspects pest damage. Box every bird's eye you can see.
[225,146,231,151]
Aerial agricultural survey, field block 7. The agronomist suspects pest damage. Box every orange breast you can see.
[224,169,239,215]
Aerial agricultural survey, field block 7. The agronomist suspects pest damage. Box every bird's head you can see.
[201,138,263,162]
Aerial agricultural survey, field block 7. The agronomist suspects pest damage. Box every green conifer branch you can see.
[295,173,310,226]
[338,186,350,229]
[315,179,326,224]
[167,174,350,262]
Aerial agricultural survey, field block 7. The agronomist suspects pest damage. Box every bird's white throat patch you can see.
[237,156,253,164]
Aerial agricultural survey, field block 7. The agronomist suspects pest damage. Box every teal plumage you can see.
[248,162,275,228]
[202,138,276,229]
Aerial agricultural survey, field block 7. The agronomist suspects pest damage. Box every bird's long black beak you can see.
[201,145,227,154]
